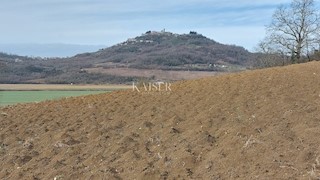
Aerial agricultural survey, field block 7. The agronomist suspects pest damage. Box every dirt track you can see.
[1,61,320,179]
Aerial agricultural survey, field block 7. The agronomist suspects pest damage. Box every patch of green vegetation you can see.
[0,91,108,106]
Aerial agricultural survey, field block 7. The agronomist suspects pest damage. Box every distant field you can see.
[0,84,131,106]
[0,91,109,106]
[0,84,132,91]
[84,67,223,81]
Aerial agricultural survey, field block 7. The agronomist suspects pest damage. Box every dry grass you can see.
[84,67,223,81]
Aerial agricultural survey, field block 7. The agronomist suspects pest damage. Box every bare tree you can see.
[260,0,320,63]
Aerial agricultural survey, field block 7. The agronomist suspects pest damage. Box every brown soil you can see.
[1,61,320,179]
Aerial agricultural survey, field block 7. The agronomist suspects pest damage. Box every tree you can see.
[259,0,320,63]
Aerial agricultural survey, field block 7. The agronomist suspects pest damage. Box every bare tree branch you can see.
[259,0,320,63]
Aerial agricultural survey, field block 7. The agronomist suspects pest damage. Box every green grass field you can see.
[0,90,108,106]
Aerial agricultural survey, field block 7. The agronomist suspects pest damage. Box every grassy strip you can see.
[0,90,109,106]
[0,84,132,91]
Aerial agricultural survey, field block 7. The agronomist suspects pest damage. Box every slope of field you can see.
[1,61,320,179]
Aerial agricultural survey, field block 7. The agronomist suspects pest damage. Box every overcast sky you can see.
[1,0,318,56]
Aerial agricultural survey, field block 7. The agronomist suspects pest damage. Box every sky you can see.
[0,0,317,57]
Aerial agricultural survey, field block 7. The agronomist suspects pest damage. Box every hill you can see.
[1,61,320,179]
[0,31,254,84]
[73,31,251,70]
[0,52,47,84]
